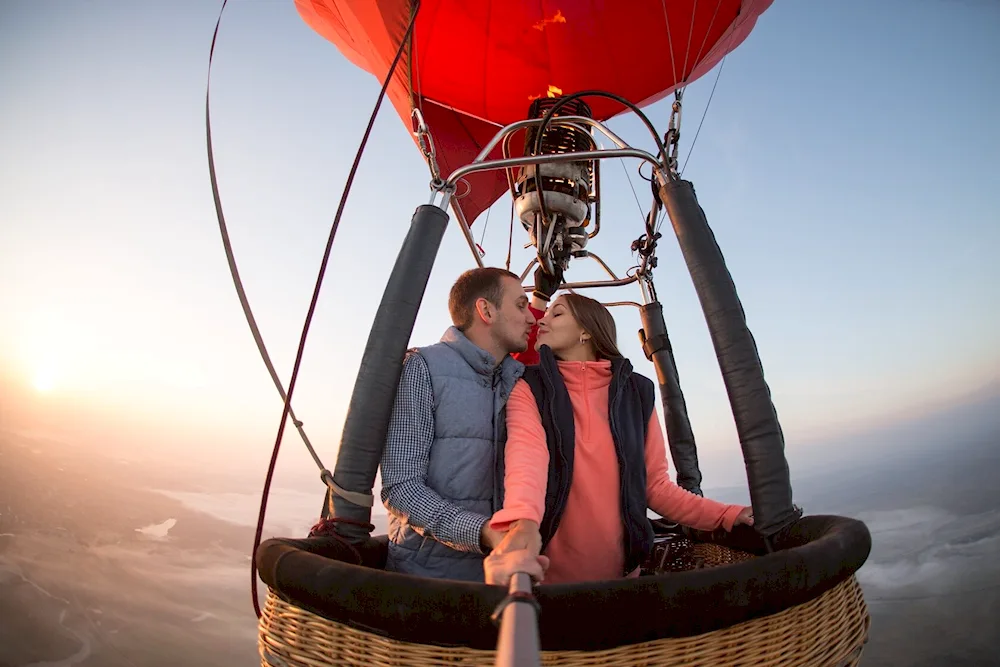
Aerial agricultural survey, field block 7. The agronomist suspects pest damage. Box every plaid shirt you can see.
[379,353,487,554]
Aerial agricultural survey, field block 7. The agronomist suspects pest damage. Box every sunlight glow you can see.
[32,367,57,393]
[11,304,216,407]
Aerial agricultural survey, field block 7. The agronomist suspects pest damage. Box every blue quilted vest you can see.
[385,326,524,581]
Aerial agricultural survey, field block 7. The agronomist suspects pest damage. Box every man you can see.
[380,267,538,581]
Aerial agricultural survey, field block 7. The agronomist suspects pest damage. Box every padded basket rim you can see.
[256,514,872,651]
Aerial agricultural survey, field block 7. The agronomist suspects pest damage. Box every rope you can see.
[680,0,700,82]
[206,8,314,447]
[689,0,727,77]
[678,0,746,176]
[680,53,728,176]
[308,517,375,566]
[205,0,329,613]
[505,200,515,272]
[660,0,680,91]
[620,158,646,221]
[205,3,334,481]
[659,0,735,177]
[476,204,491,256]
[204,0,421,619]
[479,205,491,244]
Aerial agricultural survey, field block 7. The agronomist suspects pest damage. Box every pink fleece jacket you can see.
[490,359,744,584]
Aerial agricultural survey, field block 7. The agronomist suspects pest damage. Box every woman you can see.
[488,293,753,585]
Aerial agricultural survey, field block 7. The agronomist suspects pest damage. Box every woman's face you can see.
[536,296,588,356]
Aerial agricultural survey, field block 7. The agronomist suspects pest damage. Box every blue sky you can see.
[1,0,997,487]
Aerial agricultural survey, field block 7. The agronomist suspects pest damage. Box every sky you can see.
[1,0,998,489]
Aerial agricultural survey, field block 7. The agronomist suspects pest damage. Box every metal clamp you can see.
[428,179,457,210]
[412,107,442,185]
[664,90,684,176]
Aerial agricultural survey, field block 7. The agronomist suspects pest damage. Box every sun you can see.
[32,368,57,393]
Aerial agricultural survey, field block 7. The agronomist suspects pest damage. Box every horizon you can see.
[5,375,998,503]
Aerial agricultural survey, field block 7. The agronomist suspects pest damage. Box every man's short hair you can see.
[449,267,521,331]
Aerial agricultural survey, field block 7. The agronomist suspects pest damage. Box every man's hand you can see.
[532,265,563,303]
[494,519,542,557]
[484,550,550,587]
[480,523,506,553]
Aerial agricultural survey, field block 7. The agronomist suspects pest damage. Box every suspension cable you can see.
[205,1,330,484]
[204,0,421,618]
[681,53,730,175]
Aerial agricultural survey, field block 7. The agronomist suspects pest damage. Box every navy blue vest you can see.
[520,345,656,576]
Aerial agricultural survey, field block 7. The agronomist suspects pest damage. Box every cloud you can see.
[856,506,1000,598]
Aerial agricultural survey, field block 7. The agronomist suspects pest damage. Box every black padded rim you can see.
[256,514,871,652]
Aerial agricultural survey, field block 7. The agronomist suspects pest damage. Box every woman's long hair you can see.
[560,293,622,359]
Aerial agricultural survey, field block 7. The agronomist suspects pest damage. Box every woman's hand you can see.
[733,506,754,528]
[494,519,542,557]
[484,550,550,587]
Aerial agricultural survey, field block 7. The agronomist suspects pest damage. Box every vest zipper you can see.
[544,361,569,550]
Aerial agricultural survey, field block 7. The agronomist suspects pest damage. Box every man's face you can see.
[489,276,536,354]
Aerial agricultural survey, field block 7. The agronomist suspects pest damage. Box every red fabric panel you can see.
[295,0,773,226]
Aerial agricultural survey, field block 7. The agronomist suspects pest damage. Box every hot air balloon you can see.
[205,1,873,665]
[294,0,771,232]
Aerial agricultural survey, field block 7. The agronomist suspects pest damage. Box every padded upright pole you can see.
[639,301,702,496]
[327,204,449,542]
[657,178,797,538]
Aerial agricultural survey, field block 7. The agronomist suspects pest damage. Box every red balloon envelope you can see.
[295,0,773,225]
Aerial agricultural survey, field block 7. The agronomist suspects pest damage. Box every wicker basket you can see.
[258,539,870,667]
